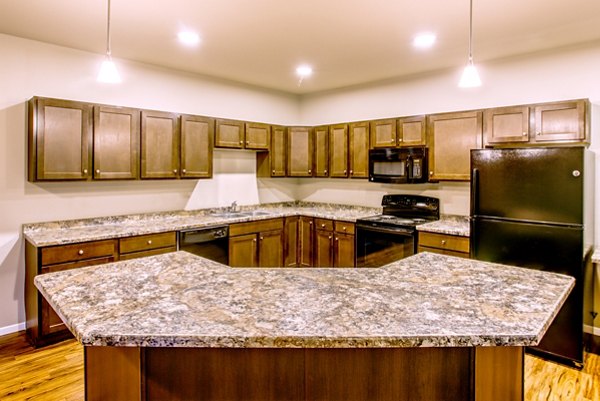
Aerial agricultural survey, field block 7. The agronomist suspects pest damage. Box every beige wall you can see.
[1,33,600,335]
[0,34,299,332]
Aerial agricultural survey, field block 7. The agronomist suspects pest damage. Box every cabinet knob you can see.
[253,238,257,243]
[429,171,434,176]
[441,240,447,245]
[398,138,403,142]
[260,236,264,240]
[324,170,327,174]
[78,249,84,255]
[182,169,186,174]
[246,141,249,145]
[272,170,276,174]
[321,224,326,228]
[536,132,541,136]
[328,235,332,240]
[173,169,178,174]
[83,169,88,174]
[96,169,100,174]
[572,170,581,177]
[308,169,312,174]
[147,240,153,245]
[522,132,527,136]
[342,226,347,231]
[240,140,244,144]
[335,237,339,241]
[390,139,394,143]
[309,221,313,225]
[344,169,347,174]
[349,170,353,175]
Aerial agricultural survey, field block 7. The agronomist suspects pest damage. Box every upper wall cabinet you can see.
[370,119,396,148]
[141,110,180,179]
[257,125,286,177]
[314,125,330,177]
[287,127,313,177]
[483,99,588,147]
[245,122,270,150]
[348,121,369,178]
[329,124,348,178]
[427,110,482,181]
[28,97,93,181]
[397,116,426,147]
[181,114,213,179]
[93,105,140,180]
[215,119,245,149]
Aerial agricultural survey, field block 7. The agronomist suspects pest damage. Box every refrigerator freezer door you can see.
[471,217,584,366]
[471,147,584,225]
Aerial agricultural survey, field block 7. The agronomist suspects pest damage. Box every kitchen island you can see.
[34,251,573,401]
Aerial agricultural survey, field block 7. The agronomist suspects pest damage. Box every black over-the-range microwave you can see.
[368,147,428,184]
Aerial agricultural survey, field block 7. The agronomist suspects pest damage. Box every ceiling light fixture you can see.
[458,0,481,88]
[97,0,121,83]
[413,33,436,49]
[296,64,313,86]
[178,31,200,46]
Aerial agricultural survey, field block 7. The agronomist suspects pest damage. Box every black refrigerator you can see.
[470,147,594,368]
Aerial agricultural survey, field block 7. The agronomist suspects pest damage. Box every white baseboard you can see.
[0,322,26,336]
[583,324,600,336]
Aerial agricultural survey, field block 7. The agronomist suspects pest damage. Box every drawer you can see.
[315,218,334,231]
[334,221,355,235]
[418,246,469,259]
[41,239,117,266]
[119,246,177,261]
[230,218,283,236]
[119,232,176,254]
[418,232,470,254]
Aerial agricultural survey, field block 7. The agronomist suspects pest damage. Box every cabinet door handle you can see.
[349,170,353,175]
[321,224,326,228]
[96,169,100,174]
[344,169,347,174]
[253,238,257,243]
[147,240,153,245]
[429,171,434,176]
[335,237,339,241]
[328,235,332,240]
[78,250,84,255]
[309,221,313,225]
[441,240,447,245]
[239,140,244,145]
[260,236,264,240]
[272,170,276,174]
[522,132,527,136]
[173,169,178,174]
[324,169,327,174]
[398,138,403,143]
[342,226,347,231]
[83,169,88,174]
[182,169,186,174]
[308,169,312,174]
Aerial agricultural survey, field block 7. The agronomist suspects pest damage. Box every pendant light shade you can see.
[98,0,121,83]
[458,0,481,88]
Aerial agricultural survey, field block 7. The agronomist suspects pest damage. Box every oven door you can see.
[355,224,416,267]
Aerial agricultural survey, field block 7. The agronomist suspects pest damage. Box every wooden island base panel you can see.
[86,346,523,401]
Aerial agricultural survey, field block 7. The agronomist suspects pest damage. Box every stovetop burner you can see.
[356,194,440,229]
[358,214,434,227]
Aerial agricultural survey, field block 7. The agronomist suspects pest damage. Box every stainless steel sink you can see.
[210,210,273,218]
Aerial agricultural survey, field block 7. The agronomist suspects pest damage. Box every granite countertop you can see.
[592,249,600,264]
[416,215,470,237]
[23,202,381,247]
[35,251,573,349]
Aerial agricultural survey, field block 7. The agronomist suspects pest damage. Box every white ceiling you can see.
[1,0,600,94]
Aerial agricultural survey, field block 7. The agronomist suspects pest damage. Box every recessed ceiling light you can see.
[178,31,200,46]
[296,65,313,78]
[412,33,436,49]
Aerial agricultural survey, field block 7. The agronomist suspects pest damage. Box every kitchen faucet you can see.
[229,201,238,213]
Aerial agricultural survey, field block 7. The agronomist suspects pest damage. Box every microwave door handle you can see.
[470,168,479,215]
[406,156,412,179]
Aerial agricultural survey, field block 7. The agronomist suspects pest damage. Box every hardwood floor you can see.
[0,331,598,400]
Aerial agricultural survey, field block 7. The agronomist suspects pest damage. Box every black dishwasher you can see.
[178,225,229,265]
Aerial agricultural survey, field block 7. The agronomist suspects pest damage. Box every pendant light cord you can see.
[468,0,473,63]
[105,0,112,58]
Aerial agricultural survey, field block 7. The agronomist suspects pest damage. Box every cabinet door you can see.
[229,234,257,267]
[287,127,313,177]
[141,110,180,179]
[334,233,355,268]
[329,124,348,178]
[298,216,314,267]
[245,122,270,150]
[314,229,334,267]
[483,106,529,145]
[93,105,140,180]
[314,125,330,177]
[29,97,92,181]
[270,125,287,176]
[533,100,586,143]
[215,119,244,148]
[284,216,299,267]
[398,116,426,147]
[258,229,283,267]
[427,111,482,181]
[349,121,369,178]
[370,119,396,148]
[181,115,213,179]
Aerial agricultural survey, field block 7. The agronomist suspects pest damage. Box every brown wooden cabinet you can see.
[397,116,426,146]
[329,124,348,178]
[119,232,177,260]
[483,106,529,146]
[25,239,118,346]
[180,114,214,179]
[348,121,370,178]
[141,110,180,179]
[287,127,313,177]
[284,216,314,267]
[28,97,93,181]
[314,125,330,177]
[418,232,470,258]
[215,119,245,149]
[284,216,299,267]
[257,125,286,177]
[370,119,396,148]
[93,105,140,180]
[229,218,284,267]
[427,110,483,181]
[245,122,270,150]
[314,219,355,267]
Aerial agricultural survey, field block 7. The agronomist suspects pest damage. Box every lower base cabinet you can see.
[314,219,355,268]
[229,218,284,267]
[418,232,470,258]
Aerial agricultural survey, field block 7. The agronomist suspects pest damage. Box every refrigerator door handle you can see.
[470,168,479,215]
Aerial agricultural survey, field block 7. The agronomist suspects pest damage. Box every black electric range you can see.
[355,195,440,267]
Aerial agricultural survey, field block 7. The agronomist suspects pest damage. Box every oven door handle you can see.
[356,225,415,236]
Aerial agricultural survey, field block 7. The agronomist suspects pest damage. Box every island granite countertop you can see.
[35,251,573,349]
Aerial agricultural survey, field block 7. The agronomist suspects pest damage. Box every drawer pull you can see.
[321,224,326,228]
[441,240,447,245]
[147,240,153,245]
[78,250,84,255]
[342,226,347,231]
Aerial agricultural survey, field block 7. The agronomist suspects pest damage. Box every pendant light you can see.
[97,0,121,83]
[458,0,481,88]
